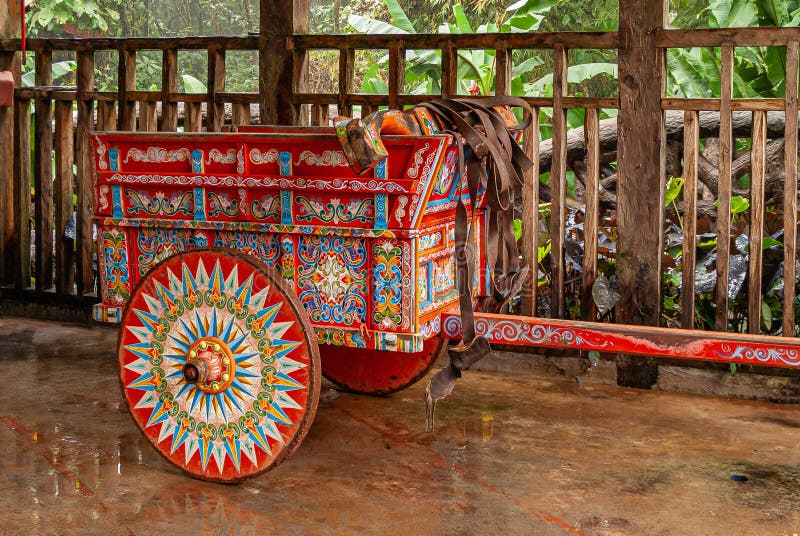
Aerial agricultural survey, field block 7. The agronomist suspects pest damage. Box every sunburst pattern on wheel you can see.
[118,249,320,482]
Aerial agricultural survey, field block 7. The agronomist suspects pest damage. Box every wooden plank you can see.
[681,110,699,329]
[615,0,667,387]
[185,102,203,132]
[439,311,800,369]
[0,51,15,285]
[215,92,259,104]
[338,47,354,117]
[661,98,785,112]
[118,49,137,131]
[748,110,766,335]
[161,48,178,131]
[96,100,117,131]
[34,50,54,291]
[138,101,158,132]
[440,42,457,98]
[656,27,800,48]
[54,100,74,295]
[387,43,404,110]
[290,32,619,51]
[0,35,261,52]
[13,99,31,289]
[550,44,568,319]
[715,43,734,331]
[784,41,799,337]
[206,45,225,132]
[311,103,329,126]
[581,108,600,322]
[75,50,95,295]
[259,0,308,125]
[232,103,251,126]
[520,107,540,317]
[494,43,511,96]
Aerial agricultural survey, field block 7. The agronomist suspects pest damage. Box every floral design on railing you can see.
[293,150,348,167]
[126,190,194,217]
[123,147,192,164]
[714,344,800,367]
[206,148,237,165]
[373,239,403,330]
[295,196,374,225]
[96,143,108,171]
[250,195,282,221]
[249,148,280,165]
[207,191,241,218]
[406,144,429,179]
[102,229,130,303]
[105,174,411,193]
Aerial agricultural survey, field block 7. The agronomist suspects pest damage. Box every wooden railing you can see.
[0,25,797,344]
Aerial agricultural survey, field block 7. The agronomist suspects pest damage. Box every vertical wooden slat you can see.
[311,103,329,126]
[784,41,799,337]
[75,50,95,295]
[118,49,137,131]
[388,43,404,110]
[232,103,251,126]
[0,51,15,285]
[748,110,766,334]
[550,44,568,319]
[185,102,203,132]
[139,101,158,132]
[96,100,117,131]
[521,108,540,316]
[207,45,226,132]
[34,50,54,291]
[494,43,511,97]
[161,48,178,131]
[681,110,699,329]
[440,42,457,98]
[54,100,74,295]
[13,99,31,289]
[715,43,734,331]
[338,47,354,117]
[581,108,600,321]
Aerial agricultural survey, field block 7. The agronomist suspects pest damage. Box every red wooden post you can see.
[259,0,309,125]
[0,0,21,285]
[616,0,668,387]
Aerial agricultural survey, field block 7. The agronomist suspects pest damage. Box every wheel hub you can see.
[182,336,235,393]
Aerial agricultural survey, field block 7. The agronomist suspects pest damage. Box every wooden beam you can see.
[550,45,568,319]
[161,48,178,131]
[681,110,699,329]
[715,44,734,331]
[748,110,766,335]
[13,98,31,289]
[54,100,75,295]
[259,0,309,125]
[34,50,54,291]
[75,50,95,295]
[615,0,667,387]
[206,45,225,132]
[784,41,799,337]
[118,49,137,131]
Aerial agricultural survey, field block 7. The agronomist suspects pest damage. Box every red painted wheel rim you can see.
[320,337,445,395]
[118,248,320,482]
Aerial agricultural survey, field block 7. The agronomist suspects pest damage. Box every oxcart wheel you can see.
[320,336,445,395]
[118,248,320,483]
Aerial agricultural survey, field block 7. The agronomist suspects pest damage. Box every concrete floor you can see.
[1,317,800,535]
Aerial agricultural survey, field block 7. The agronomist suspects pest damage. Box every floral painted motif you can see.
[294,150,348,167]
[250,195,281,221]
[297,236,367,326]
[214,232,280,268]
[124,147,192,164]
[373,240,403,330]
[295,196,374,225]
[126,190,194,217]
[207,192,241,218]
[101,228,130,303]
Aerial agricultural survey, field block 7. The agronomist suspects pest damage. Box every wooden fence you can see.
[0,22,797,354]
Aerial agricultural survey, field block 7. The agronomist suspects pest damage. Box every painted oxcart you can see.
[92,126,484,481]
[93,124,800,483]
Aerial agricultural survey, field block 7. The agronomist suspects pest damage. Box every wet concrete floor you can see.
[1,316,800,535]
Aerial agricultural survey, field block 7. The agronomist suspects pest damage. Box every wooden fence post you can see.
[616,0,667,387]
[259,0,309,125]
[0,0,21,286]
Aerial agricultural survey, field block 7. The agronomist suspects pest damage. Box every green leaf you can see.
[452,4,474,33]
[730,195,750,214]
[382,0,415,33]
[664,176,685,206]
[762,237,783,249]
[730,362,737,374]
[528,62,617,94]
[537,241,552,264]
[348,14,408,34]
[513,219,523,241]
[181,74,207,94]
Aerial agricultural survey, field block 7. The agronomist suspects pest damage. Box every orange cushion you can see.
[0,71,14,107]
